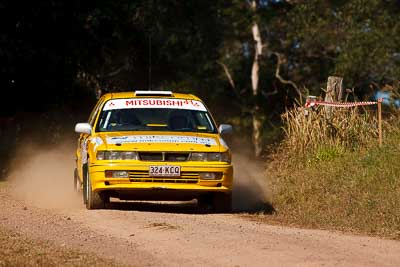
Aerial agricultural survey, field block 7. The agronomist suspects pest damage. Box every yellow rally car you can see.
[74,91,233,212]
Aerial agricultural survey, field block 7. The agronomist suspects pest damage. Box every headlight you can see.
[190,152,208,161]
[96,151,138,160]
[199,172,223,180]
[190,152,231,163]
[220,152,231,163]
[105,170,129,178]
[207,153,221,161]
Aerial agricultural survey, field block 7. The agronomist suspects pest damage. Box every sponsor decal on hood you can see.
[103,98,207,111]
[106,135,217,146]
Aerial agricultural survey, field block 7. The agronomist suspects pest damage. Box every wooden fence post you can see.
[378,98,382,147]
[325,76,344,102]
[324,76,343,115]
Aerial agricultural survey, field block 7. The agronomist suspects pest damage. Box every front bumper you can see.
[88,161,233,194]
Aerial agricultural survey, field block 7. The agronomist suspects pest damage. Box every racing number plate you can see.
[149,165,181,177]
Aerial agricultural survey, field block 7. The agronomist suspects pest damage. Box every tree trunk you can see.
[324,76,343,115]
[251,22,262,96]
[250,0,264,157]
[325,76,344,102]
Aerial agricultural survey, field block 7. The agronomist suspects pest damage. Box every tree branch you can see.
[273,52,303,99]
[217,61,236,90]
[105,60,130,77]
[217,61,246,108]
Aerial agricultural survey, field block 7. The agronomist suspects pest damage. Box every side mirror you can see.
[218,124,233,135]
[75,123,92,134]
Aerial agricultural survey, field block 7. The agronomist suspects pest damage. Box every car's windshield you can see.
[96,99,216,133]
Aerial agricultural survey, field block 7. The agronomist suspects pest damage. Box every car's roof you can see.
[101,91,202,101]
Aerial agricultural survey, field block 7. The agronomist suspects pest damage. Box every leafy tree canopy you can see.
[1,0,400,118]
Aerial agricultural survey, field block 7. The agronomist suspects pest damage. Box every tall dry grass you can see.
[266,98,400,239]
[281,105,380,155]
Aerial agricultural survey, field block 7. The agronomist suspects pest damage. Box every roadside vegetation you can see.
[266,103,400,239]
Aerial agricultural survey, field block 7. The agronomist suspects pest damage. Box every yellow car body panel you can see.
[75,91,233,205]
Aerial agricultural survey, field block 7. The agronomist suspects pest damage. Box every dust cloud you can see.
[6,140,81,209]
[231,148,273,212]
[5,134,272,212]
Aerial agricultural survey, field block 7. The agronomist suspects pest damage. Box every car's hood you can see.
[90,131,226,152]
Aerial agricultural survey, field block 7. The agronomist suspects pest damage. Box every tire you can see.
[197,194,213,212]
[82,164,88,205]
[83,163,105,209]
[212,192,232,213]
[73,168,81,193]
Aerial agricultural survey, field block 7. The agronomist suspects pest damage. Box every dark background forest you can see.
[1,0,400,164]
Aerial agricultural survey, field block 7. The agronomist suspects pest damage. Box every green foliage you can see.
[2,0,400,149]
[270,0,400,95]
[311,146,345,163]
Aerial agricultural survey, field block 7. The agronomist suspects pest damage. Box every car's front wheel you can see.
[83,163,106,209]
[198,192,232,213]
[212,192,232,213]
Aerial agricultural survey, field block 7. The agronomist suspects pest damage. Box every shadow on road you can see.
[103,199,275,215]
[106,200,201,214]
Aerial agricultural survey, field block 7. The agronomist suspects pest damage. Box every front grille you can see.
[165,153,189,162]
[139,152,163,161]
[138,152,189,162]
[129,170,199,184]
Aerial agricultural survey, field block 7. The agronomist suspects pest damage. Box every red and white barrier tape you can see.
[305,100,378,108]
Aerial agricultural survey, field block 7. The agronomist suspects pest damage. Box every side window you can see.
[193,112,214,132]
[88,98,105,126]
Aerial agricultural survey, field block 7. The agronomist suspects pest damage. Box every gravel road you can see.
[1,143,400,266]
[1,182,400,267]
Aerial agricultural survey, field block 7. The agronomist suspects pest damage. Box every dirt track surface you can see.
[1,183,400,267]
